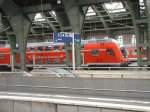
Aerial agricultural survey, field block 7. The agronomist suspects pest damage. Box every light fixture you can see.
[57,0,61,4]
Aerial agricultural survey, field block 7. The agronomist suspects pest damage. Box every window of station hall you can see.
[49,11,56,18]
[34,13,46,22]
[104,2,126,14]
[86,6,96,17]
[117,35,123,46]
[131,35,136,45]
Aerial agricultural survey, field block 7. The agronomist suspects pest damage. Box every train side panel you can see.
[83,42,127,66]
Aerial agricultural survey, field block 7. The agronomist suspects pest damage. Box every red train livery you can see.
[82,39,128,66]
[0,39,129,67]
[121,45,146,62]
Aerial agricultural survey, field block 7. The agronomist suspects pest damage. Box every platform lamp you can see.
[57,0,61,4]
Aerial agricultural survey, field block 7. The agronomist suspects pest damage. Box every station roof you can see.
[0,0,147,41]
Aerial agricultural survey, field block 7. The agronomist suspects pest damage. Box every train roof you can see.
[0,38,119,48]
[27,42,64,47]
[82,38,119,45]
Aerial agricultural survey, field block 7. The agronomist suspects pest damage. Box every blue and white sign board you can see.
[53,32,80,43]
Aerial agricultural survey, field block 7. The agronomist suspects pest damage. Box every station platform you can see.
[0,72,150,112]
[74,70,150,79]
[0,91,149,112]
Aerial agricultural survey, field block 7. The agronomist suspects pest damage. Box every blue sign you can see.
[53,32,80,43]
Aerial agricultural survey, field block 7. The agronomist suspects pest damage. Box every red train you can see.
[82,39,128,66]
[0,39,129,67]
[121,45,146,62]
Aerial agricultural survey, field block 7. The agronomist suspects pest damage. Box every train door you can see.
[84,43,100,65]
[91,49,100,63]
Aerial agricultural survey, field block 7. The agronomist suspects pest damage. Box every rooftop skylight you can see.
[49,10,56,19]
[86,6,96,16]
[34,13,46,22]
[139,0,145,10]
[104,2,126,14]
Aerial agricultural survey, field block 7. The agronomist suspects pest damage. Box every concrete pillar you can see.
[75,43,81,67]
[7,35,17,71]
[0,13,2,31]
[63,0,85,67]
[146,0,150,65]
[66,43,71,67]
[0,0,32,70]
[63,0,84,32]
[12,15,31,70]
[127,0,143,66]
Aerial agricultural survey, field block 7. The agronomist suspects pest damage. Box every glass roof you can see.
[34,13,46,22]
[104,2,126,13]
[139,0,145,10]
[49,10,56,19]
[86,6,96,16]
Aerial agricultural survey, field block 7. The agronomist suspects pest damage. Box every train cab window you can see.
[45,46,51,51]
[30,47,34,52]
[91,49,99,56]
[106,49,115,57]
[37,47,43,51]
[54,46,59,51]
[121,48,128,58]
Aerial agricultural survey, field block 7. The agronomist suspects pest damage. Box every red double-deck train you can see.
[121,45,146,62]
[0,39,129,67]
[82,39,128,66]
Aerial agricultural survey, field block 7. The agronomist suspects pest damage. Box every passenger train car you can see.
[121,45,146,62]
[0,39,129,67]
[82,39,128,66]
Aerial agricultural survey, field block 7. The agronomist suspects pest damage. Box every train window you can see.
[54,46,59,51]
[30,47,34,51]
[46,59,51,64]
[91,49,99,56]
[29,60,33,64]
[106,49,115,57]
[0,54,4,59]
[37,59,42,64]
[62,59,66,64]
[121,48,128,58]
[54,59,59,64]
[45,46,51,51]
[37,47,43,51]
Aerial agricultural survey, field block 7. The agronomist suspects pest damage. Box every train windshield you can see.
[121,48,128,58]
